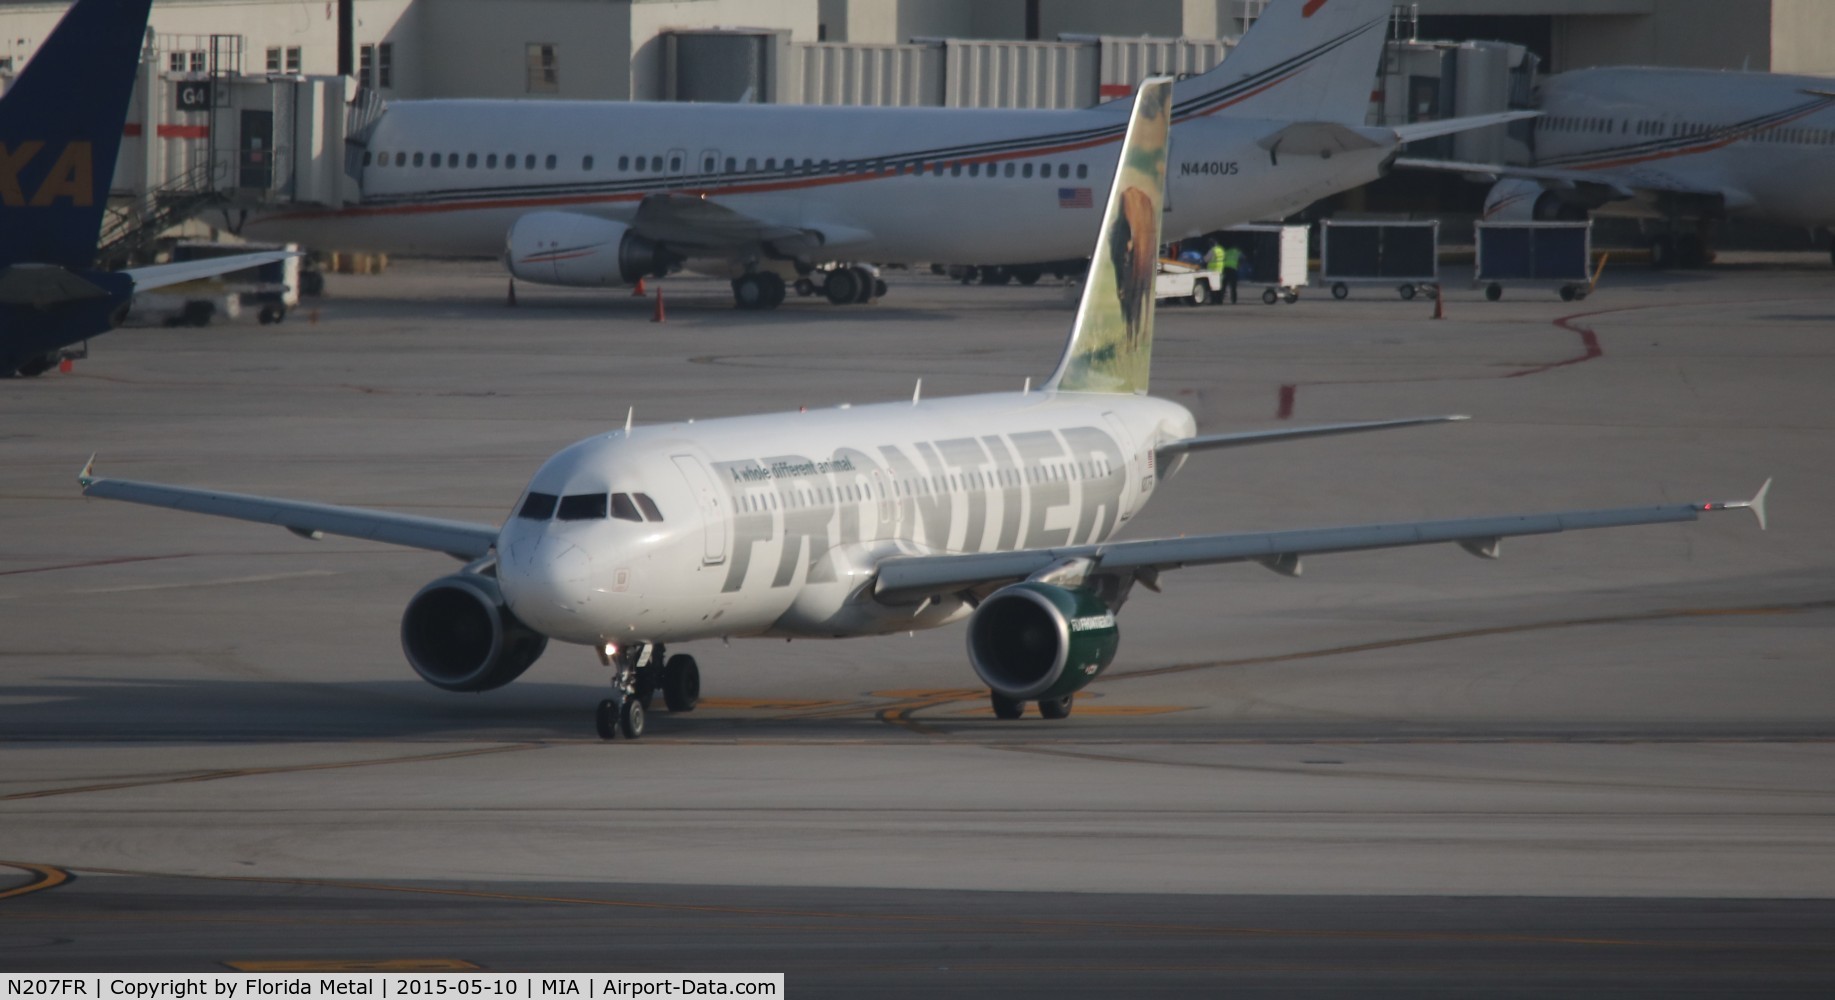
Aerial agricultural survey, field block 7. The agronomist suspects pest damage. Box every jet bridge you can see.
[104,37,362,263]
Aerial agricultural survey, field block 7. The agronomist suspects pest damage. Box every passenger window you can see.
[650,155,663,171]
[950,163,962,177]
[1058,163,1070,178]
[395,152,406,166]
[505,154,516,169]
[432,153,443,168]
[1077,163,1088,178]
[634,494,663,520]
[670,155,682,171]
[466,153,478,167]
[362,151,373,166]
[766,157,777,171]
[583,155,594,170]
[725,156,736,172]
[619,155,630,170]
[703,156,715,172]
[1022,163,1033,178]
[518,492,558,520]
[746,157,758,171]
[1004,162,1015,177]
[546,154,557,169]
[635,157,646,173]
[610,493,642,522]
[523,154,535,169]
[556,493,608,521]
[486,153,497,168]
[413,152,424,166]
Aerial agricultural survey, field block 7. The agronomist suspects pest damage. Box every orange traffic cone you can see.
[632,277,647,297]
[1432,285,1444,320]
[651,288,666,323]
[58,357,73,374]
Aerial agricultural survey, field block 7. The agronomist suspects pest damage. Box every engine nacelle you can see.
[966,582,1119,702]
[1483,178,1588,222]
[505,211,673,287]
[400,574,548,692]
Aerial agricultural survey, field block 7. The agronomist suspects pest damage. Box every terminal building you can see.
[0,0,1829,256]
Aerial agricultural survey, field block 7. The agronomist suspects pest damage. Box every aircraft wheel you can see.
[824,267,860,305]
[1037,695,1073,720]
[1399,284,1416,301]
[663,654,700,713]
[1261,287,1278,305]
[732,274,768,310]
[1014,267,1042,286]
[991,693,1025,720]
[1485,283,1504,302]
[873,278,889,300]
[595,698,620,740]
[1331,282,1349,300]
[619,697,646,740]
[793,278,816,297]
[851,266,876,303]
[759,272,787,309]
[979,266,1011,286]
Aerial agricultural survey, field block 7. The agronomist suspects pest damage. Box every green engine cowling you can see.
[966,581,1120,702]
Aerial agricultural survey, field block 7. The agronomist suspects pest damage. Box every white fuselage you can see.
[1531,67,1835,226]
[494,389,1196,646]
[244,100,1394,263]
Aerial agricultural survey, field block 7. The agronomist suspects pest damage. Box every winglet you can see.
[1698,477,1772,531]
[77,452,97,490]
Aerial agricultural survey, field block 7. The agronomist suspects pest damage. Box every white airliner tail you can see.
[1046,78,1173,396]
[1166,0,1390,125]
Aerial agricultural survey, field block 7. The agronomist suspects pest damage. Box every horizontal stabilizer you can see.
[123,251,300,294]
[0,264,113,307]
[1391,110,1539,145]
[1156,415,1468,461]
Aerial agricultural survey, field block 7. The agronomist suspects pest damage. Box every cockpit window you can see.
[556,493,608,520]
[610,493,642,522]
[518,492,558,520]
[634,493,663,521]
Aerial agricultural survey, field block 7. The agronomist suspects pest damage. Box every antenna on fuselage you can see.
[912,379,922,405]
[624,407,633,434]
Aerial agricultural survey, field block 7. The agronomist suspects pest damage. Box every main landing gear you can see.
[594,642,701,741]
[989,692,1075,721]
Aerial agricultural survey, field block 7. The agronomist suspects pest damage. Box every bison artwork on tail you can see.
[1046,79,1171,396]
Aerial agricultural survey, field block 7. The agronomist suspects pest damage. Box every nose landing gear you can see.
[593,642,702,740]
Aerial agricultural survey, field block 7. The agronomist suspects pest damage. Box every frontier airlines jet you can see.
[235,0,1522,310]
[82,79,1768,740]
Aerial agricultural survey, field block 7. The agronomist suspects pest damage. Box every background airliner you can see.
[0,0,292,377]
[82,79,1766,740]
[1403,66,1835,268]
[237,0,1520,310]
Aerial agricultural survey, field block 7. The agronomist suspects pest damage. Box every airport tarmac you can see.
[3,256,1833,993]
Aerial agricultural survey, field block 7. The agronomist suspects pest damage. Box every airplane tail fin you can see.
[1168,0,1389,125]
[0,0,156,270]
[1045,77,1173,396]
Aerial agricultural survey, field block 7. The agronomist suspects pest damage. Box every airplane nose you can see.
[499,535,595,627]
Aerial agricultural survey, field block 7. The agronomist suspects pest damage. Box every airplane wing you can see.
[1390,110,1540,145]
[1392,156,1724,202]
[123,251,301,293]
[631,193,872,259]
[1156,415,1468,461]
[77,457,499,561]
[871,481,1770,604]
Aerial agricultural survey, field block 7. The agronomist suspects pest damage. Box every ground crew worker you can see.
[1221,243,1243,304]
[1203,241,1226,304]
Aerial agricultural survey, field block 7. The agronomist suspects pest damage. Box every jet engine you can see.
[1483,178,1588,222]
[966,582,1120,702]
[400,574,548,692]
[504,211,674,287]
